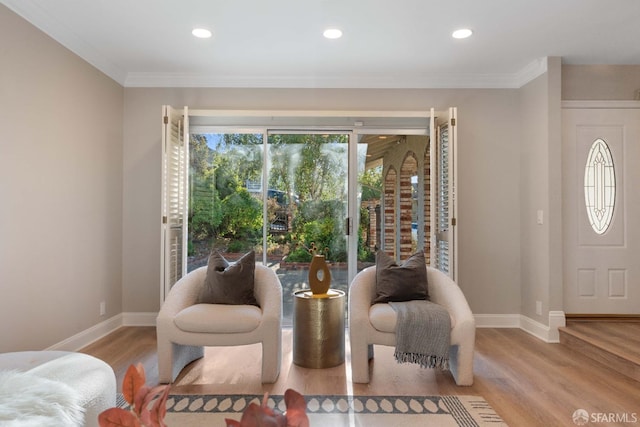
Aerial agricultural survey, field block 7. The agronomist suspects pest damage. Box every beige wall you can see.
[123,88,523,316]
[562,65,640,100]
[519,58,563,325]
[0,5,124,351]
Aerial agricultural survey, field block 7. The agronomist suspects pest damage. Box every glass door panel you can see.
[355,146,381,272]
[268,132,349,325]
[356,134,431,267]
[187,132,264,272]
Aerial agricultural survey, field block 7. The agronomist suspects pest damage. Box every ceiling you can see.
[3,0,639,88]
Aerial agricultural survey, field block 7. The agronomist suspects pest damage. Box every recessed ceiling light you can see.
[192,28,212,39]
[323,28,343,39]
[452,28,473,39]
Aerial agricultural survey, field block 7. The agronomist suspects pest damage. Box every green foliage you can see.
[290,199,347,262]
[189,135,223,241]
[226,239,251,253]
[285,247,312,262]
[189,132,369,264]
[222,133,263,185]
[189,133,264,246]
[359,165,382,201]
[269,134,347,203]
[219,188,263,239]
[190,135,215,177]
[190,179,223,241]
[300,219,334,257]
[357,206,375,261]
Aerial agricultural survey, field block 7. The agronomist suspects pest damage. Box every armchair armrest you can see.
[427,267,475,329]
[158,267,207,320]
[348,267,377,327]
[253,265,282,324]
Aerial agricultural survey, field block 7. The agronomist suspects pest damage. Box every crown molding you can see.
[123,57,550,89]
[124,70,533,89]
[514,57,549,87]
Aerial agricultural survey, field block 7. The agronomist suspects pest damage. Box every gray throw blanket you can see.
[389,300,451,370]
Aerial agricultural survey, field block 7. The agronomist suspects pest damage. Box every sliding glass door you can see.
[268,132,349,322]
[162,107,457,314]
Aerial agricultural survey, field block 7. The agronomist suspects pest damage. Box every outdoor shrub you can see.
[226,239,251,253]
[189,182,223,241]
[285,247,312,262]
[219,188,262,239]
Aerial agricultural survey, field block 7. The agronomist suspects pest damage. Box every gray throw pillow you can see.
[197,250,258,306]
[373,250,428,303]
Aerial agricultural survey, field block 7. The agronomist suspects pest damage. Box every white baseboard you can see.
[519,315,551,342]
[475,312,566,343]
[519,311,566,343]
[46,314,124,352]
[47,312,158,352]
[122,312,158,326]
[474,314,521,328]
[548,311,567,342]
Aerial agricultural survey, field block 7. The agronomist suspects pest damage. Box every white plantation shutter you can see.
[161,105,189,302]
[432,108,457,279]
[449,107,458,281]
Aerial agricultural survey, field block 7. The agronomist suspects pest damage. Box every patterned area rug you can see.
[159,393,508,426]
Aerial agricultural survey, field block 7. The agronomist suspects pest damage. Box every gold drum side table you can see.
[292,289,345,368]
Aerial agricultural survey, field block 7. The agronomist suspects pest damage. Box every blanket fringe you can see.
[393,351,450,371]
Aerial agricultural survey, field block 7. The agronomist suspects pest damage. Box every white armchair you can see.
[157,264,282,383]
[348,266,475,386]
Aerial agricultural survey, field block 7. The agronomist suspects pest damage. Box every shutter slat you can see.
[162,106,189,301]
[436,125,450,273]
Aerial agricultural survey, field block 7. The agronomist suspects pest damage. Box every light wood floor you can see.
[560,322,640,383]
[80,327,640,426]
[563,321,640,364]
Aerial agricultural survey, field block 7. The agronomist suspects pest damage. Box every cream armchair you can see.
[348,266,475,386]
[157,264,282,383]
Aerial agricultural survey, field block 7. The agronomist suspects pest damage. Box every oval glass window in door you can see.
[584,138,616,234]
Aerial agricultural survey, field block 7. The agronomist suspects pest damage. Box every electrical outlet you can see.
[100,301,106,316]
[536,301,542,316]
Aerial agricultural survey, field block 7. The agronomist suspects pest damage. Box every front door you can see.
[562,106,640,314]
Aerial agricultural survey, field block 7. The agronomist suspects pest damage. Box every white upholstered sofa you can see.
[0,351,116,427]
[348,266,475,386]
[157,264,282,383]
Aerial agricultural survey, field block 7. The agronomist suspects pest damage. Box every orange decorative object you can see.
[98,364,169,427]
[308,255,331,297]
